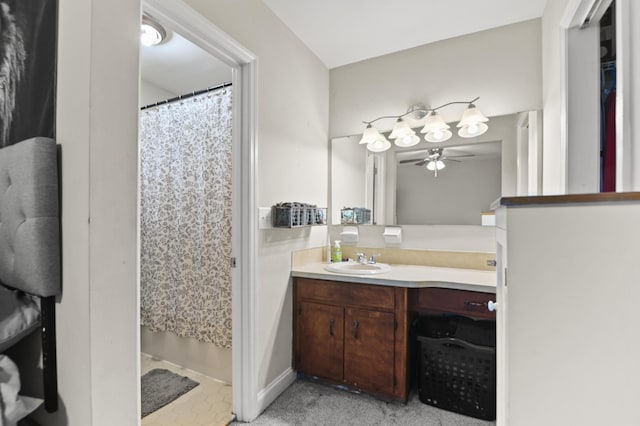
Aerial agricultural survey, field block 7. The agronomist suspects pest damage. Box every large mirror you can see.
[394,142,501,224]
[330,112,541,225]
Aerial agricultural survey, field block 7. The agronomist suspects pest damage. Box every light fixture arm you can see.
[362,97,480,125]
[431,96,480,112]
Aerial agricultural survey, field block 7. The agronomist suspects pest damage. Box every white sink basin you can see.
[325,261,391,275]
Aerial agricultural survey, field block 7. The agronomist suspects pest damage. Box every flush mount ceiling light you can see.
[141,15,167,47]
[360,97,489,152]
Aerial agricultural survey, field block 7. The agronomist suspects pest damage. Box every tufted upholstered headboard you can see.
[0,137,60,413]
[0,137,60,297]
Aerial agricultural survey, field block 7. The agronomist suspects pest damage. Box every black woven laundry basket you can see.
[417,335,496,421]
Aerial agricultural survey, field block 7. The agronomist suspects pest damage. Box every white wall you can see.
[541,0,572,195]
[140,79,177,106]
[29,0,141,425]
[329,19,542,139]
[499,201,640,425]
[182,0,330,396]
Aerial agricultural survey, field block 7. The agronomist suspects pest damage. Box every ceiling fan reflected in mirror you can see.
[398,148,474,177]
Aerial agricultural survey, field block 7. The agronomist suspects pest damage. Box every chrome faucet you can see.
[355,252,381,264]
[368,253,381,264]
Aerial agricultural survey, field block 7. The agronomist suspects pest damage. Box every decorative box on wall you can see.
[272,202,327,228]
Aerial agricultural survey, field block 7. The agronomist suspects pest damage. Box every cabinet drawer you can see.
[416,287,495,319]
[295,278,395,310]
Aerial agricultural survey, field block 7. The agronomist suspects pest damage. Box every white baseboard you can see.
[256,368,296,416]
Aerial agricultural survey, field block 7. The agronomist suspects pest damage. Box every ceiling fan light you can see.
[359,124,382,144]
[389,119,415,139]
[435,160,446,170]
[457,104,489,128]
[367,138,391,152]
[458,122,489,138]
[394,134,421,148]
[425,128,453,143]
[426,161,436,171]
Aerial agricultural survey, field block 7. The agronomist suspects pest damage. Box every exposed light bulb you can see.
[458,122,488,138]
[367,138,391,152]
[394,134,420,148]
[425,128,452,143]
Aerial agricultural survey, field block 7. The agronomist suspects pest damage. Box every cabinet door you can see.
[298,301,344,382]
[344,308,395,395]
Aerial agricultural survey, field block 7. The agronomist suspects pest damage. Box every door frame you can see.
[142,0,258,420]
[560,0,633,192]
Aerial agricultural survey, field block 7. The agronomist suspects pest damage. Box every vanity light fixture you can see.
[457,103,489,138]
[421,111,453,143]
[358,124,391,152]
[388,118,420,148]
[141,15,167,47]
[360,97,489,152]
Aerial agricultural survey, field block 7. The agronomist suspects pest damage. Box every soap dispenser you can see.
[331,240,342,263]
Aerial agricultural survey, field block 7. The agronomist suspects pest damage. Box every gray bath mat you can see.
[141,368,199,417]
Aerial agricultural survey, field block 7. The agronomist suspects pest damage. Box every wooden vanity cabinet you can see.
[411,287,496,320]
[293,277,409,401]
[297,301,345,382]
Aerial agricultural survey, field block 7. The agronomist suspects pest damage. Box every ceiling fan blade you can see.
[446,154,475,158]
[399,158,424,164]
[414,160,429,166]
[443,158,461,162]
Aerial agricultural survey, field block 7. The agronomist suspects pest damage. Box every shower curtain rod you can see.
[140,81,232,111]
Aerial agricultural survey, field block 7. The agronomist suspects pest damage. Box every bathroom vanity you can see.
[291,261,495,401]
[293,278,409,400]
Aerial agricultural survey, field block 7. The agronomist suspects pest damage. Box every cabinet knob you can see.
[488,300,497,312]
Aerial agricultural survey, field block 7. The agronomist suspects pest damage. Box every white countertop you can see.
[291,262,496,293]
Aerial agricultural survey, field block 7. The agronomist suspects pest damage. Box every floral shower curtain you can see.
[140,87,232,348]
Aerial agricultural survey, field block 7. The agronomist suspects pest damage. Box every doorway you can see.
[139,0,258,422]
[139,20,234,424]
[139,16,233,378]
